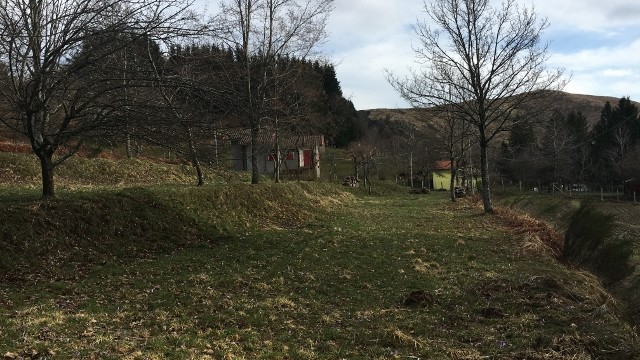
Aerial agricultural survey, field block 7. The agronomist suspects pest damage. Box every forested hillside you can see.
[355,92,640,192]
[0,43,360,167]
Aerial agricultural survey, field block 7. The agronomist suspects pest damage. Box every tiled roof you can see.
[221,127,324,148]
[434,160,453,170]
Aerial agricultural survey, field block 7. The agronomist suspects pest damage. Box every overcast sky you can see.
[321,0,640,110]
[198,0,640,110]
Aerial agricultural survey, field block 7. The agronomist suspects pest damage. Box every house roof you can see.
[221,127,325,149]
[434,160,453,170]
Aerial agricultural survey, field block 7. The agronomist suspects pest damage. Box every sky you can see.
[197,0,640,111]
[321,0,640,110]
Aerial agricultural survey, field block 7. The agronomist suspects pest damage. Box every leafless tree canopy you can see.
[387,0,566,213]
[215,0,333,60]
[0,0,197,196]
[212,0,334,184]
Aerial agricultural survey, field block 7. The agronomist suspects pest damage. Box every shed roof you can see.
[434,160,453,170]
[222,127,324,149]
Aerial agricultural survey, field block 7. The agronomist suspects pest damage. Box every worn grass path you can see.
[0,191,637,359]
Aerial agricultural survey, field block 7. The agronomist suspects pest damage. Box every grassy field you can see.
[0,153,638,358]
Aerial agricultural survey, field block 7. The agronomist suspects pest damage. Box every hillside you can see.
[360,92,630,134]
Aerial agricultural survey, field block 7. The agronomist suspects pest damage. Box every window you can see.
[267,150,296,161]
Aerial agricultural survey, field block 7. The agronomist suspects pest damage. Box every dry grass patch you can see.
[495,207,564,258]
[412,258,442,275]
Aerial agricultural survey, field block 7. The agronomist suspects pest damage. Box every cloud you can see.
[325,0,420,109]
[532,0,640,31]
[608,4,640,22]
[332,30,414,110]
[326,0,419,51]
[602,69,635,78]
[193,0,640,108]
[330,0,640,107]
[550,39,640,70]
[549,39,640,99]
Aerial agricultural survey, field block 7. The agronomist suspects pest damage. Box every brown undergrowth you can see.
[448,195,564,259]
[494,207,564,259]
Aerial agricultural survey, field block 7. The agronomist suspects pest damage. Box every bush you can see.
[563,203,635,284]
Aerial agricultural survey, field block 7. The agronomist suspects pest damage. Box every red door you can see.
[303,149,312,168]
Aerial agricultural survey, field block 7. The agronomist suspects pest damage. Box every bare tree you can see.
[0,0,196,197]
[607,126,633,180]
[140,45,233,186]
[348,136,379,195]
[395,122,420,189]
[387,0,565,213]
[433,104,474,201]
[214,0,333,184]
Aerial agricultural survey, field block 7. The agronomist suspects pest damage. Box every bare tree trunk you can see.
[274,134,281,183]
[185,125,204,186]
[251,125,260,184]
[213,131,219,166]
[36,148,55,198]
[353,156,359,180]
[480,140,493,213]
[409,151,414,189]
[126,130,133,159]
[449,157,456,202]
[312,145,320,180]
[365,166,372,195]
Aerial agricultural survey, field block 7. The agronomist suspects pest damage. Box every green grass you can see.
[320,147,354,182]
[1,186,637,359]
[0,152,248,192]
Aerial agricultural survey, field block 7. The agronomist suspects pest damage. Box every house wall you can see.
[230,144,246,171]
[230,144,270,173]
[433,171,453,190]
[231,144,308,174]
[266,150,303,173]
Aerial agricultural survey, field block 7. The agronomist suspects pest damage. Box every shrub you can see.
[563,203,635,284]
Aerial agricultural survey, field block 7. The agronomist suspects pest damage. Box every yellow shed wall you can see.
[433,171,452,190]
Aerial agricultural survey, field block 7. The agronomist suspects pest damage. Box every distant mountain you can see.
[359,92,634,134]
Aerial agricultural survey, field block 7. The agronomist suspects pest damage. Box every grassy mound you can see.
[0,182,352,284]
[0,152,248,190]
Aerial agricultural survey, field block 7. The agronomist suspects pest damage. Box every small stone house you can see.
[224,128,325,179]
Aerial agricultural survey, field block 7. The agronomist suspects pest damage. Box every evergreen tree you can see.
[566,110,589,144]
[508,120,536,156]
[589,97,640,185]
[322,64,342,96]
